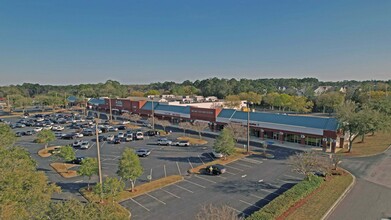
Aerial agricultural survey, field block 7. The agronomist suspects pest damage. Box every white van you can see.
[135,131,144,140]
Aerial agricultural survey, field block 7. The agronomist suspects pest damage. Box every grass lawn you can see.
[284,171,354,220]
[189,148,250,174]
[81,175,183,203]
[338,132,391,157]
[177,136,208,145]
[50,162,79,178]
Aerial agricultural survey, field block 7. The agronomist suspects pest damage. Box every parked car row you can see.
[157,138,190,147]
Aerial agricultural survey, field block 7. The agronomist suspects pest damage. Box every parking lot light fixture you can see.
[95,119,103,200]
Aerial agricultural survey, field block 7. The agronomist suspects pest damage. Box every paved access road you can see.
[329,147,391,220]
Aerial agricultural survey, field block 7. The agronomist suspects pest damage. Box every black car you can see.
[98,135,106,142]
[69,157,85,164]
[146,130,160,136]
[62,133,77,140]
[205,164,226,175]
[24,130,34,136]
[15,132,23,137]
[117,125,127,130]
[113,138,121,144]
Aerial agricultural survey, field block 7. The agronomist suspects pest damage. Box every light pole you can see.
[246,101,252,153]
[151,98,155,132]
[108,97,113,123]
[94,119,103,201]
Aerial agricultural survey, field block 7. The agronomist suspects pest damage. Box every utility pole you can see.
[95,119,103,201]
[151,99,155,132]
[7,95,11,113]
[246,101,251,153]
[108,97,113,123]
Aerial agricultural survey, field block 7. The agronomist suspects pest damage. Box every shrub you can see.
[247,175,324,220]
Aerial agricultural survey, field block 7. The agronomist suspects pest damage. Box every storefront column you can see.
[339,137,344,148]
[279,132,284,143]
[260,129,264,140]
[300,135,306,145]
[322,138,328,152]
[331,139,337,153]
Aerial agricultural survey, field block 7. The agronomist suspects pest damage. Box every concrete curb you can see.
[347,144,391,158]
[321,169,356,220]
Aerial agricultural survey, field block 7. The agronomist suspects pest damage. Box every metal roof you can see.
[218,109,339,131]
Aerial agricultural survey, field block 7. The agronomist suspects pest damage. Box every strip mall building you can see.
[94,98,343,151]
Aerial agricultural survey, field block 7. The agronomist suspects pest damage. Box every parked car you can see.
[136,149,151,157]
[33,127,43,132]
[15,123,26,128]
[157,138,172,146]
[80,141,90,149]
[62,133,77,140]
[113,138,121,144]
[106,134,115,142]
[135,131,144,140]
[117,125,127,130]
[52,125,64,131]
[146,130,160,136]
[212,151,224,158]
[205,164,226,175]
[15,132,23,137]
[117,132,125,138]
[123,134,133,142]
[121,120,130,125]
[54,132,64,138]
[98,135,107,142]
[24,130,34,136]
[69,157,85,164]
[82,129,94,136]
[72,140,83,147]
[108,127,118,132]
[74,132,84,138]
[173,140,190,147]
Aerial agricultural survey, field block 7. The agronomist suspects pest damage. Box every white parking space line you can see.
[130,198,151,212]
[187,158,194,169]
[233,162,252,168]
[174,184,194,193]
[260,188,280,196]
[184,179,206,188]
[277,178,297,183]
[224,165,244,171]
[283,174,302,180]
[207,153,215,161]
[194,175,217,183]
[146,193,166,205]
[240,199,261,209]
[160,189,180,199]
[250,194,271,201]
[225,171,237,175]
[227,206,249,217]
[101,162,118,166]
[268,183,290,190]
[176,162,182,175]
[163,165,167,178]
[74,180,83,183]
[215,175,227,180]
[198,155,205,164]
[240,158,263,164]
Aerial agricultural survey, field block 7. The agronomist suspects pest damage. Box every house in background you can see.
[314,86,333,96]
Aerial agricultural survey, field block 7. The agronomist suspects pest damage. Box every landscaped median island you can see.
[50,162,79,178]
[80,175,184,203]
[177,136,208,145]
[188,148,250,174]
[246,170,354,220]
[38,145,62,157]
[337,132,391,157]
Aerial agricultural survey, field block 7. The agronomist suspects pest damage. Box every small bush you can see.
[247,175,324,220]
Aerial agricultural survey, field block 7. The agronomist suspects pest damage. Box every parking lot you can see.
[4,113,303,219]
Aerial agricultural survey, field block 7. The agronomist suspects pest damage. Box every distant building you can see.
[314,86,333,96]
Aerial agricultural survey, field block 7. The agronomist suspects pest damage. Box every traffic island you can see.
[38,146,62,158]
[188,149,251,174]
[50,162,79,178]
[177,136,208,145]
[80,175,183,203]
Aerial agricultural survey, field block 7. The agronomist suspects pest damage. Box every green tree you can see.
[94,177,125,204]
[144,89,161,97]
[213,128,236,159]
[290,96,314,113]
[192,121,209,140]
[35,130,56,149]
[224,95,241,109]
[0,123,16,148]
[0,147,60,220]
[117,148,143,192]
[78,158,98,191]
[316,92,345,114]
[238,92,262,104]
[336,101,362,152]
[57,146,76,172]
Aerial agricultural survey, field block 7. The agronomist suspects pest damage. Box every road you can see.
[329,147,391,220]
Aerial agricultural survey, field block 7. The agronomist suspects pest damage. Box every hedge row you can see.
[247,175,324,220]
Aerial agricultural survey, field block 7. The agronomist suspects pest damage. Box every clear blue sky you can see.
[0,0,390,85]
